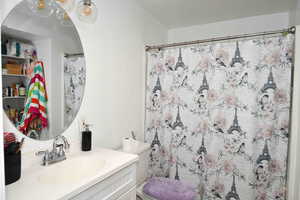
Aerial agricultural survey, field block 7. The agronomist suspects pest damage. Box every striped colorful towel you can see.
[18,61,48,135]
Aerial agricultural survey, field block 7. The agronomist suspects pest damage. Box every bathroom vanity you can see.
[6,148,138,200]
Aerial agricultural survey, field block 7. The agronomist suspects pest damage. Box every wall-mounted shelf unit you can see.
[3,96,26,100]
[1,30,33,127]
[2,74,27,77]
[2,55,28,60]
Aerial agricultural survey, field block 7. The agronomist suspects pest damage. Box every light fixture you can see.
[26,0,55,17]
[55,0,75,12]
[76,0,98,23]
[26,0,98,24]
[55,7,73,27]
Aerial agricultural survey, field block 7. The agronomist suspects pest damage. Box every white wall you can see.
[168,12,290,43]
[76,0,167,149]
[1,0,167,155]
[289,0,300,26]
[288,24,300,200]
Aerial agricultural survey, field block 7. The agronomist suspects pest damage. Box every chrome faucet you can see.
[36,136,70,166]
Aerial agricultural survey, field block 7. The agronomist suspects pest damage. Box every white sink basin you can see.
[6,148,138,200]
[38,155,106,184]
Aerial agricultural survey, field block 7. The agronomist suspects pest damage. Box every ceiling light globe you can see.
[77,0,98,23]
[56,0,75,12]
[26,0,55,17]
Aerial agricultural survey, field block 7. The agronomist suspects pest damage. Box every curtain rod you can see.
[64,53,84,58]
[145,26,296,51]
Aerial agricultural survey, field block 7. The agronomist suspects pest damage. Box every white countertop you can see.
[6,148,138,200]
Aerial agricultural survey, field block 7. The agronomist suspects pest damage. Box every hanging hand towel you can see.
[18,61,48,135]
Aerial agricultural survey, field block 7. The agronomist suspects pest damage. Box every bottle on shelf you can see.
[3,87,8,97]
[15,84,20,97]
[1,40,7,55]
[16,43,20,57]
[2,68,8,75]
[22,64,27,75]
[18,84,26,96]
[7,87,13,97]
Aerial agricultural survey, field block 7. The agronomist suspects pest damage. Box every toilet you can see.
[121,140,154,199]
[122,141,196,200]
[134,143,156,200]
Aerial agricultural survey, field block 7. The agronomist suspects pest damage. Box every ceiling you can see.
[137,0,296,29]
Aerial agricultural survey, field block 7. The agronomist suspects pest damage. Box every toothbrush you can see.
[15,138,25,153]
[131,131,136,140]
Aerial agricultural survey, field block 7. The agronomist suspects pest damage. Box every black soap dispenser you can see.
[82,122,92,151]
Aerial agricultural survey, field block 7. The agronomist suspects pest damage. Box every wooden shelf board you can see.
[3,96,26,99]
[2,74,27,77]
[2,55,29,60]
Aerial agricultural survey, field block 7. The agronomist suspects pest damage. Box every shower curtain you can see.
[145,34,294,200]
[64,56,86,128]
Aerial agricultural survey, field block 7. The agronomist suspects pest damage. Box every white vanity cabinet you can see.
[70,163,137,200]
[6,148,138,200]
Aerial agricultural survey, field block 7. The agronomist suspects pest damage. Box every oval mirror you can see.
[2,0,86,140]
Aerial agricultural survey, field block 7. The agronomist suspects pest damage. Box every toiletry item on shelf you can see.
[3,133,23,185]
[81,121,92,151]
[22,43,29,58]
[5,40,10,55]
[15,83,20,96]
[22,63,28,75]
[3,87,9,97]
[19,84,26,96]
[5,63,23,75]
[11,85,16,97]
[9,41,17,56]
[32,50,37,61]
[4,83,26,97]
[3,39,35,58]
[2,68,8,75]
[9,87,13,97]
[16,42,20,57]
[4,106,24,126]
[1,40,7,55]
[22,43,35,59]
[5,87,9,97]
[12,84,18,97]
